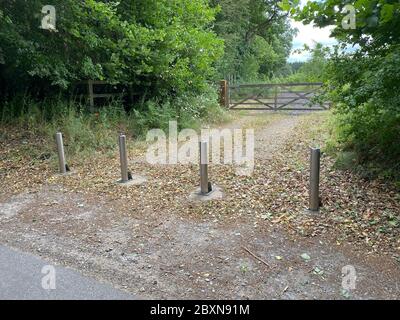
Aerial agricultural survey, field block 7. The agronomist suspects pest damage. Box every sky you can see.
[288,0,337,62]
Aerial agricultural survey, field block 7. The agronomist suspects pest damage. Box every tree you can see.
[292,0,400,177]
[0,1,223,104]
[295,0,400,53]
[210,0,295,81]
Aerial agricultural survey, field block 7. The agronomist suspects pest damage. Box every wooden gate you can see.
[226,82,329,111]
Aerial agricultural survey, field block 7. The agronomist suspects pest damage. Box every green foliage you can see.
[296,44,329,82]
[295,0,400,52]
[325,49,400,173]
[281,43,329,83]
[210,0,295,82]
[1,97,124,157]
[131,86,225,137]
[1,90,225,158]
[0,0,223,101]
[293,1,400,180]
[0,0,228,153]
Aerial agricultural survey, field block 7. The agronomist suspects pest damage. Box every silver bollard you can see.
[119,134,130,183]
[55,132,67,174]
[199,141,212,195]
[309,147,320,211]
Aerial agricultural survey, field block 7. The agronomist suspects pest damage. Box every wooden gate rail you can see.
[223,82,329,111]
[75,80,124,110]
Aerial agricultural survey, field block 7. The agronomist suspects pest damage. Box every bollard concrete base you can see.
[189,185,224,201]
[303,208,320,215]
[115,174,147,186]
[55,169,75,177]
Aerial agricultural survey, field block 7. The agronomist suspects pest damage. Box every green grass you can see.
[324,111,400,186]
[0,89,228,161]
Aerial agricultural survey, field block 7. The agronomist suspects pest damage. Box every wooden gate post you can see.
[88,80,94,111]
[220,80,229,108]
[274,85,278,110]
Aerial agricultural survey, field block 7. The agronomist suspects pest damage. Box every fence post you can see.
[55,132,68,174]
[309,147,320,211]
[199,141,212,195]
[119,134,130,183]
[220,80,229,108]
[88,80,94,111]
[274,85,278,110]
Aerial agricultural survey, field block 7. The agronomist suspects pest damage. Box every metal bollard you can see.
[55,132,67,174]
[309,147,320,211]
[119,134,130,183]
[199,141,212,195]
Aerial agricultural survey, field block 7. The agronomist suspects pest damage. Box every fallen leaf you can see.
[301,253,311,261]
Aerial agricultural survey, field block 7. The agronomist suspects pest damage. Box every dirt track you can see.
[1,112,399,299]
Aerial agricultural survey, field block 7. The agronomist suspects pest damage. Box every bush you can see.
[325,47,400,180]
[0,1,223,106]
[0,88,227,159]
[131,85,226,137]
[292,0,400,182]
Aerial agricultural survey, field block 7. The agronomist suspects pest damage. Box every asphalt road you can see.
[0,245,135,300]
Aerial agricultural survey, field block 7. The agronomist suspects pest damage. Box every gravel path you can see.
[0,112,399,299]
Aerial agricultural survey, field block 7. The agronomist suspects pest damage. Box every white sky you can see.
[288,0,338,62]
